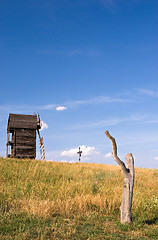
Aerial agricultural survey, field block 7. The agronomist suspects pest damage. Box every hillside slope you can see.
[0,158,158,239]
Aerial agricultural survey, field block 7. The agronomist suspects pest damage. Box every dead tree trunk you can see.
[105,131,135,224]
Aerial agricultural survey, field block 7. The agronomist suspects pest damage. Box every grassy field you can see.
[0,157,158,239]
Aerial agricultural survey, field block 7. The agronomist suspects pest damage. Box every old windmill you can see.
[6,113,45,160]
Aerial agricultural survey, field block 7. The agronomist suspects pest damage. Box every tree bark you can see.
[105,131,135,224]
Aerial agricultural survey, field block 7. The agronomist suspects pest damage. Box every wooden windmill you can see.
[6,113,45,160]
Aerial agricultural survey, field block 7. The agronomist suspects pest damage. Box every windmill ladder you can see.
[37,129,46,160]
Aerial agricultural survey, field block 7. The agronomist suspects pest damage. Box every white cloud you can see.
[60,159,77,163]
[154,156,158,160]
[39,94,128,112]
[69,159,77,163]
[39,104,56,110]
[67,117,127,130]
[0,93,129,114]
[139,89,158,97]
[40,121,48,131]
[67,114,158,130]
[66,96,127,108]
[56,106,67,111]
[61,148,78,157]
[61,160,68,163]
[105,152,112,158]
[82,145,100,156]
[61,145,99,157]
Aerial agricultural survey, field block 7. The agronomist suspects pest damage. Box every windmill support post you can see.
[105,131,135,224]
[37,129,46,161]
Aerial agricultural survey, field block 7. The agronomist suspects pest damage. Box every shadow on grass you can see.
[144,218,158,225]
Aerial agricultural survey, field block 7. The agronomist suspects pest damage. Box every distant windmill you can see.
[6,113,45,160]
[77,147,82,162]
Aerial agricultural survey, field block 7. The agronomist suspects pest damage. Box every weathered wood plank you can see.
[16,136,36,140]
[15,148,36,156]
[16,139,35,142]
[15,143,36,148]
[15,154,35,158]
[9,114,37,122]
[16,135,36,140]
[9,122,37,130]
[15,146,35,150]
[8,114,38,130]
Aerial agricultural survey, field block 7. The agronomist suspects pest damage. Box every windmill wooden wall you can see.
[6,113,41,159]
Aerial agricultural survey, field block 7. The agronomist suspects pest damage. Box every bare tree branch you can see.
[105,130,135,224]
[105,131,129,176]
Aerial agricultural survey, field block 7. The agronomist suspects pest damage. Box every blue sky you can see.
[0,0,158,168]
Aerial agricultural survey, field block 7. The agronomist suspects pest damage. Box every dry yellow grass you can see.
[0,158,157,221]
[0,157,158,239]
